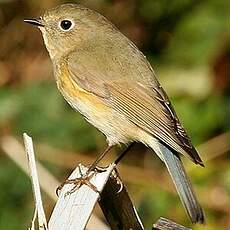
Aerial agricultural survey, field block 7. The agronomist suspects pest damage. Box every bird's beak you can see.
[24,18,44,27]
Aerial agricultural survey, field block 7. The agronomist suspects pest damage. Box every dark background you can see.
[0,0,229,229]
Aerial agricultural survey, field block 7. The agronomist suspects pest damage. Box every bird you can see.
[24,3,205,224]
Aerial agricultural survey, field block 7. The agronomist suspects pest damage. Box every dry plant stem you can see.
[23,133,48,230]
[153,217,191,230]
[48,164,116,230]
[1,136,109,230]
[29,207,37,230]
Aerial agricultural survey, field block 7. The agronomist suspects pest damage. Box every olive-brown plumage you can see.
[24,3,205,224]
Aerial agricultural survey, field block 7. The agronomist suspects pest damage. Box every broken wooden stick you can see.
[153,217,191,230]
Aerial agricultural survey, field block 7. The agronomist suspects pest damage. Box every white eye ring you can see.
[58,19,75,31]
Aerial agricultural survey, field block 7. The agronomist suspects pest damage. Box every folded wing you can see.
[66,51,204,166]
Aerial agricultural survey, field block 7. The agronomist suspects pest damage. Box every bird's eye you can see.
[59,19,74,31]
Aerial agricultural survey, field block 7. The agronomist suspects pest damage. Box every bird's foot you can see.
[56,167,101,197]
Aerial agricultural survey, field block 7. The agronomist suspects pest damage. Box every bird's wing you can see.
[104,81,203,165]
[67,53,203,166]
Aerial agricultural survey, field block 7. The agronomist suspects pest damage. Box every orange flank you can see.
[57,63,110,112]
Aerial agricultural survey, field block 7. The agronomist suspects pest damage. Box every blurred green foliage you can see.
[0,0,229,229]
[8,82,100,151]
[0,159,32,229]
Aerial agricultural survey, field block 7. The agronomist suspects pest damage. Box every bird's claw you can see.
[56,169,100,197]
[116,176,123,194]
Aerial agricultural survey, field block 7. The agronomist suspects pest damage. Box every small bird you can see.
[24,3,205,224]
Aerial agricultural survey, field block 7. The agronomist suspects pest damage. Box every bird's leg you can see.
[64,167,99,197]
[86,145,113,173]
[109,143,135,194]
[114,142,135,165]
[56,145,113,196]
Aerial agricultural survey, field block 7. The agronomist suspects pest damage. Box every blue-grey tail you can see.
[158,142,205,224]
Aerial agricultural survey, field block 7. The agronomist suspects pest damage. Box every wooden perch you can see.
[49,164,115,230]
[99,168,144,230]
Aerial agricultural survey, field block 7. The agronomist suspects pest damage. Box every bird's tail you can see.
[157,142,205,224]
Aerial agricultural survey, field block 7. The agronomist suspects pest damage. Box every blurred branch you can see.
[198,132,230,161]
[34,132,230,189]
[36,143,173,192]
[3,131,228,191]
